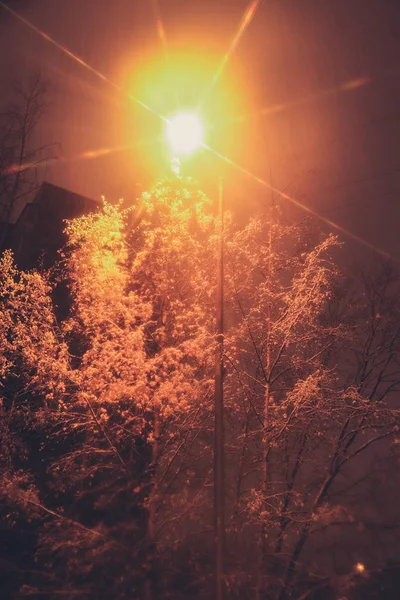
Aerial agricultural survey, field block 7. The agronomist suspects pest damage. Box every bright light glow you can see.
[355,562,365,573]
[124,49,247,176]
[166,112,204,156]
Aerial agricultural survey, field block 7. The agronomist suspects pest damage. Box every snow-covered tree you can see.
[221,209,400,599]
[0,178,217,598]
[0,179,399,600]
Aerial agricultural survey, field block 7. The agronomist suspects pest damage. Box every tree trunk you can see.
[274,431,308,554]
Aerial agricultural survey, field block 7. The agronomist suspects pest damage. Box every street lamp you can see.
[166,112,204,156]
[166,111,225,600]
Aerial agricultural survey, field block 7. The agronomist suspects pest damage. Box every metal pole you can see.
[214,177,225,600]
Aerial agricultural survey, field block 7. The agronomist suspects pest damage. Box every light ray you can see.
[3,1,393,262]
[203,143,396,262]
[4,140,159,176]
[0,1,165,121]
[229,77,371,124]
[75,144,136,161]
[149,0,180,110]
[150,0,169,54]
[199,0,260,108]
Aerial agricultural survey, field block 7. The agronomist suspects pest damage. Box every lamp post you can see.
[166,112,225,600]
[214,175,224,600]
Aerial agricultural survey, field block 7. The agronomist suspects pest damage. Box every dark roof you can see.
[3,181,100,269]
[18,181,100,221]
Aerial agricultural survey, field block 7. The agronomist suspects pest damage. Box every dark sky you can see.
[1,0,399,262]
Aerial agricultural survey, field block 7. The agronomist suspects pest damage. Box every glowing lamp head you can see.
[355,562,365,574]
[166,112,203,156]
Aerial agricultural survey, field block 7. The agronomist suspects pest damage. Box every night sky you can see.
[0,0,399,261]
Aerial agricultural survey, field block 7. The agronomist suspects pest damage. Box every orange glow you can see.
[1,0,389,264]
[150,0,169,52]
[355,562,365,574]
[0,1,163,121]
[126,50,243,122]
[1,0,250,179]
[4,143,155,176]
[205,143,396,262]
[341,77,370,91]
[200,0,260,106]
[121,47,247,176]
[231,76,371,124]
[80,147,123,160]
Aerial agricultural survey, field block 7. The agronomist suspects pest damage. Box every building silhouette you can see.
[0,181,99,269]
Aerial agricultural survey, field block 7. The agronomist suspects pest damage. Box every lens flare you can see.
[2,0,392,265]
[229,77,371,125]
[166,112,204,156]
[200,0,260,107]
[355,562,365,574]
[204,143,396,262]
[0,1,163,121]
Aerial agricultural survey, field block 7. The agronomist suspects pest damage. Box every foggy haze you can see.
[0,0,399,260]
